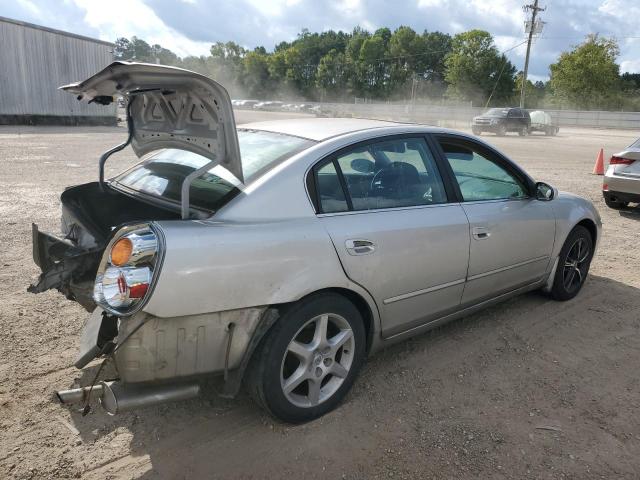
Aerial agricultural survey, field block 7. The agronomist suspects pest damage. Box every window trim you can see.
[307,133,456,215]
[431,133,536,203]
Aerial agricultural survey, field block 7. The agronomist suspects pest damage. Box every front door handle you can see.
[345,239,376,255]
[472,227,491,240]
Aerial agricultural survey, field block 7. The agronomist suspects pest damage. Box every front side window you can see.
[437,138,528,202]
[316,137,447,213]
[114,129,315,212]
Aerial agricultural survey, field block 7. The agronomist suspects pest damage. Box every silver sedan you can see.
[603,136,640,209]
[32,63,601,423]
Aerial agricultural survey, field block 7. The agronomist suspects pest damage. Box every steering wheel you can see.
[370,168,393,197]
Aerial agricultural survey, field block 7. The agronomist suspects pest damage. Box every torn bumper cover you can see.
[27,223,101,311]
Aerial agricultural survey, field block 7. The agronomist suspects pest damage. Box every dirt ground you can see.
[1,113,640,480]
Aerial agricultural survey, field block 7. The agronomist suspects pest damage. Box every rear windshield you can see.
[113,129,315,212]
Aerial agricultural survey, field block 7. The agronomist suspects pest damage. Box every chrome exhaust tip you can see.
[55,381,200,414]
[56,385,104,405]
[99,381,200,415]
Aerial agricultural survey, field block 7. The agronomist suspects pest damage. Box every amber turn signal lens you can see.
[111,238,133,266]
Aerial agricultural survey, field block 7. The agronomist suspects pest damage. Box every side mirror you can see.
[535,182,555,201]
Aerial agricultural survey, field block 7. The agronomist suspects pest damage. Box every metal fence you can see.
[318,102,640,130]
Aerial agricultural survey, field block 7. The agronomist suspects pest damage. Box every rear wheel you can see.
[496,124,506,136]
[604,196,628,210]
[518,126,528,136]
[246,293,366,423]
[549,226,593,301]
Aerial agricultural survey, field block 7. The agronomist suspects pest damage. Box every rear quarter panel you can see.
[143,218,374,319]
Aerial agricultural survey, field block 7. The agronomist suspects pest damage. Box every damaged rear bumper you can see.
[57,306,268,414]
[28,223,101,311]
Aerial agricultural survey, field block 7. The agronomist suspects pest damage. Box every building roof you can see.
[0,16,114,47]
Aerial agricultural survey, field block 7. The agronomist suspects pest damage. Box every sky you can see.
[2,0,639,81]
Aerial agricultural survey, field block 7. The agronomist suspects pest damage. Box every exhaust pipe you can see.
[99,381,200,415]
[55,381,200,414]
[56,385,104,404]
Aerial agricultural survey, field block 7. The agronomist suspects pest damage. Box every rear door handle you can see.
[345,239,376,255]
[472,227,491,240]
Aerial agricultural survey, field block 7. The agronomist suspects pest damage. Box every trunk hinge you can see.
[179,124,226,219]
[98,98,135,192]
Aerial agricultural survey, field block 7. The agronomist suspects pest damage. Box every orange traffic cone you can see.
[592,148,605,175]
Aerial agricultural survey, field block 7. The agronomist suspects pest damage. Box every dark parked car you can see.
[472,108,531,136]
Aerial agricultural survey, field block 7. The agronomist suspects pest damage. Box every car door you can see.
[311,135,470,337]
[434,134,556,306]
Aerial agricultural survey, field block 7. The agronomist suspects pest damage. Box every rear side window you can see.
[315,137,447,213]
[317,162,348,213]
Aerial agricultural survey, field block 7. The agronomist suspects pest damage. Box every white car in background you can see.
[603,137,640,209]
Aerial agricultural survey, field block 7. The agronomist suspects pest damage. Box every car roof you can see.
[238,117,416,141]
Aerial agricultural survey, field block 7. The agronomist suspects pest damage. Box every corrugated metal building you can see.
[0,16,116,125]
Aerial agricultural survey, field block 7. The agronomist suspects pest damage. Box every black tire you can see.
[472,128,481,136]
[518,126,528,136]
[245,293,366,423]
[604,196,628,210]
[496,124,506,136]
[549,226,594,301]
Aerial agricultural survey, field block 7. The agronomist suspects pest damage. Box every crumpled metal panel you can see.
[114,307,266,383]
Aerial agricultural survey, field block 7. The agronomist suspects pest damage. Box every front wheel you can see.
[246,293,366,423]
[549,226,594,301]
[495,124,506,136]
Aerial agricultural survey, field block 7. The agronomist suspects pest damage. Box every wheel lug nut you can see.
[323,358,332,366]
[315,367,322,378]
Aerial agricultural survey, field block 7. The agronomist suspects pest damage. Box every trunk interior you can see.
[29,182,180,310]
[61,182,180,246]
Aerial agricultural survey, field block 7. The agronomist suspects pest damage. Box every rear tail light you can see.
[603,183,608,191]
[610,156,635,165]
[93,224,163,316]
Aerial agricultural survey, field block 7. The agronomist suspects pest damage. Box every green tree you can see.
[514,73,546,108]
[242,51,272,98]
[130,37,153,62]
[549,35,622,109]
[387,26,423,95]
[316,49,351,100]
[114,37,134,60]
[359,35,387,97]
[444,30,516,106]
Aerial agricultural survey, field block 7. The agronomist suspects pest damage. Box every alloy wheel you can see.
[562,237,590,293]
[280,313,355,408]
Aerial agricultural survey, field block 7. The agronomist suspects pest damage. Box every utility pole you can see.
[520,0,545,108]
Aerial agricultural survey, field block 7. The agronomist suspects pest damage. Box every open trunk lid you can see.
[30,62,242,310]
[60,61,243,182]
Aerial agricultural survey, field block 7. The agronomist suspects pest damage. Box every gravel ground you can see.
[1,113,639,479]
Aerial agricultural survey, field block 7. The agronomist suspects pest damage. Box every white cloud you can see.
[1,0,639,76]
[71,0,211,56]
